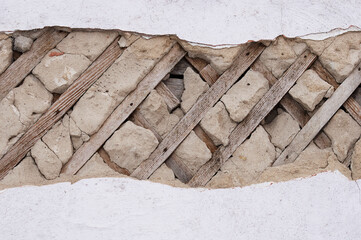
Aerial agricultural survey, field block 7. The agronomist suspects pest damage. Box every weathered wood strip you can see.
[251,59,331,149]
[132,110,194,182]
[0,29,67,101]
[184,56,208,72]
[155,81,180,111]
[188,50,317,187]
[273,63,361,167]
[311,60,361,126]
[170,58,191,75]
[131,42,266,180]
[0,37,123,180]
[185,56,219,85]
[193,126,217,153]
[61,44,186,175]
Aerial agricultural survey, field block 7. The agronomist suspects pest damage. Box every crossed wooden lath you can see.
[0,28,361,187]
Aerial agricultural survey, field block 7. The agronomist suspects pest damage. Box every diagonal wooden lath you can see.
[0,29,67,101]
[62,43,186,175]
[0,37,123,180]
[273,63,361,166]
[131,42,266,180]
[188,50,317,187]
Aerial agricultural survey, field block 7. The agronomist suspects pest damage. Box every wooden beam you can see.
[185,56,219,85]
[131,42,266,180]
[273,63,361,167]
[155,81,180,111]
[311,60,361,126]
[188,50,317,187]
[132,110,194,182]
[0,37,123,180]
[61,43,186,175]
[251,59,331,149]
[170,58,191,75]
[0,29,67,101]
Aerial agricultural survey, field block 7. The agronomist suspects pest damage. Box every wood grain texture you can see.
[184,56,208,72]
[132,110,194,183]
[163,77,184,100]
[185,56,219,85]
[311,60,361,126]
[170,58,191,75]
[62,43,186,175]
[0,29,67,101]
[251,59,331,149]
[131,42,266,180]
[155,81,180,111]
[0,37,123,180]
[273,63,361,167]
[188,50,317,187]
[193,125,217,153]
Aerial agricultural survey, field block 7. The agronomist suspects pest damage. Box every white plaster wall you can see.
[1,1,361,239]
[1,0,361,45]
[0,172,360,240]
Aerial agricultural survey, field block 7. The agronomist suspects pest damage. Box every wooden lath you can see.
[131,43,266,180]
[61,43,186,175]
[188,50,317,187]
[0,29,67,101]
[0,37,123,179]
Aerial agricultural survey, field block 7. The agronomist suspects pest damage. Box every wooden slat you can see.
[0,29,67,101]
[61,44,186,175]
[311,60,361,125]
[131,42,266,180]
[185,56,220,85]
[132,110,194,182]
[163,78,184,100]
[170,58,191,75]
[155,81,180,111]
[185,56,208,72]
[188,50,317,187]
[193,125,217,153]
[251,59,331,149]
[0,37,123,179]
[273,63,361,167]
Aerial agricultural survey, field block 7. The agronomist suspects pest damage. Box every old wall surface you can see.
[1,1,361,239]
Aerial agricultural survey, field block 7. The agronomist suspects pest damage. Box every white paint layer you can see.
[1,0,361,45]
[0,172,360,240]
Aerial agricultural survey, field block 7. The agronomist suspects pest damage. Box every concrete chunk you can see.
[181,67,209,112]
[221,70,269,122]
[32,49,91,93]
[289,69,333,111]
[174,131,212,173]
[14,36,33,53]
[103,121,159,173]
[200,102,236,146]
[264,111,300,150]
[57,31,118,61]
[0,38,12,75]
[324,109,361,162]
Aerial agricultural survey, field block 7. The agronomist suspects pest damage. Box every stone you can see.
[258,143,351,184]
[179,40,244,74]
[31,140,62,180]
[174,131,212,173]
[42,121,73,164]
[71,36,174,135]
[200,102,236,146]
[264,111,300,150]
[81,132,90,142]
[118,33,140,48]
[286,38,308,56]
[0,38,12,75]
[351,138,361,180]
[138,90,179,137]
[324,109,361,162]
[259,36,297,78]
[221,70,269,122]
[206,126,275,188]
[319,32,361,83]
[0,157,45,188]
[12,29,45,40]
[57,31,118,61]
[69,117,82,137]
[103,121,159,172]
[181,67,209,112]
[70,90,116,135]
[76,153,123,178]
[71,136,83,150]
[14,35,33,52]
[12,75,53,127]
[289,69,333,111]
[32,49,91,93]
[0,92,25,159]
[304,37,335,56]
[149,163,186,187]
